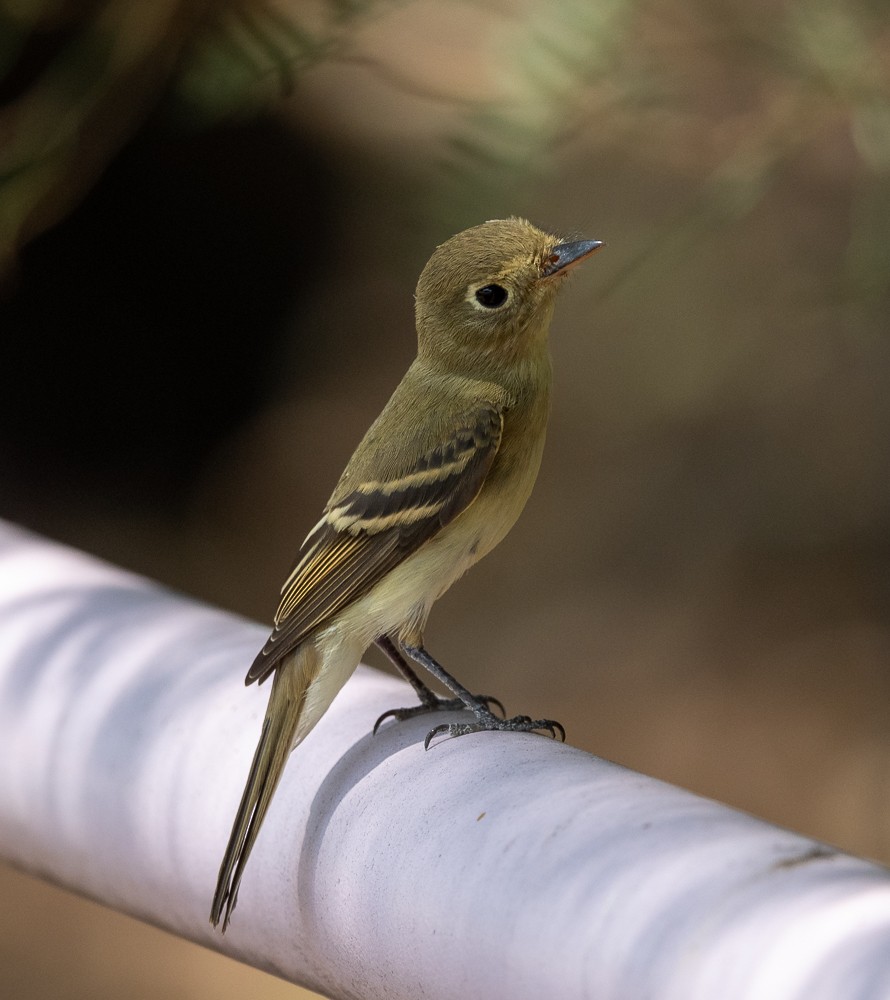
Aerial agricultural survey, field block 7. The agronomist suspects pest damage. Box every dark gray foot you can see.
[374,636,566,750]
[373,694,505,735]
[423,710,566,750]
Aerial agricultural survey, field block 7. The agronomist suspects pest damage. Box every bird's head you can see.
[414,217,602,376]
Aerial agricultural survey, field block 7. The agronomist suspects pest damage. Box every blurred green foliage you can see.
[0,0,214,274]
[439,0,890,302]
[2,0,888,307]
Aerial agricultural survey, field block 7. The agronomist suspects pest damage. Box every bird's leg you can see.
[373,634,505,734]
[398,641,566,750]
[375,635,444,706]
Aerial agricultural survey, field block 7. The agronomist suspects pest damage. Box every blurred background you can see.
[1,0,889,996]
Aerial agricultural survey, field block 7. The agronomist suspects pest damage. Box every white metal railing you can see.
[0,520,888,999]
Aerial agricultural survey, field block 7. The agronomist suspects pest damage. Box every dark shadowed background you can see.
[1,0,888,997]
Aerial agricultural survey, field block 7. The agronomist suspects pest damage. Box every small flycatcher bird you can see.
[211,217,602,930]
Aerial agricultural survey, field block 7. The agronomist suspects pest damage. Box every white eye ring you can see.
[471,284,509,310]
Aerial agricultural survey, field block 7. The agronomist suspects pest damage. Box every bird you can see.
[210,217,602,930]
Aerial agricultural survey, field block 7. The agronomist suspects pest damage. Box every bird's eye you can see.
[475,284,509,308]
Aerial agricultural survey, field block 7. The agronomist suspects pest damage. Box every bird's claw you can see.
[373,694,505,735]
[423,714,566,750]
[424,722,477,749]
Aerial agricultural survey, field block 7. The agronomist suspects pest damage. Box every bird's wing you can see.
[246,406,504,684]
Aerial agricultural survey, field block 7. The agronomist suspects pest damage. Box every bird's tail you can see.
[210,645,319,931]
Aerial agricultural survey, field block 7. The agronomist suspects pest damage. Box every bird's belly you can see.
[326,531,474,651]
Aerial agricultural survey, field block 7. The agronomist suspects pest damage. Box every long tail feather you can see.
[210,647,318,931]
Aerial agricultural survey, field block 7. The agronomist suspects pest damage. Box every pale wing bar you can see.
[245,408,504,684]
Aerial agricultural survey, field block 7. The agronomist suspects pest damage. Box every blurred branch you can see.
[0,0,405,278]
[331,52,480,107]
[438,0,635,219]
[593,90,840,300]
[0,0,216,278]
[173,0,408,124]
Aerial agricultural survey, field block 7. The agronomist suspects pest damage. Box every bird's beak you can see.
[541,239,604,278]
